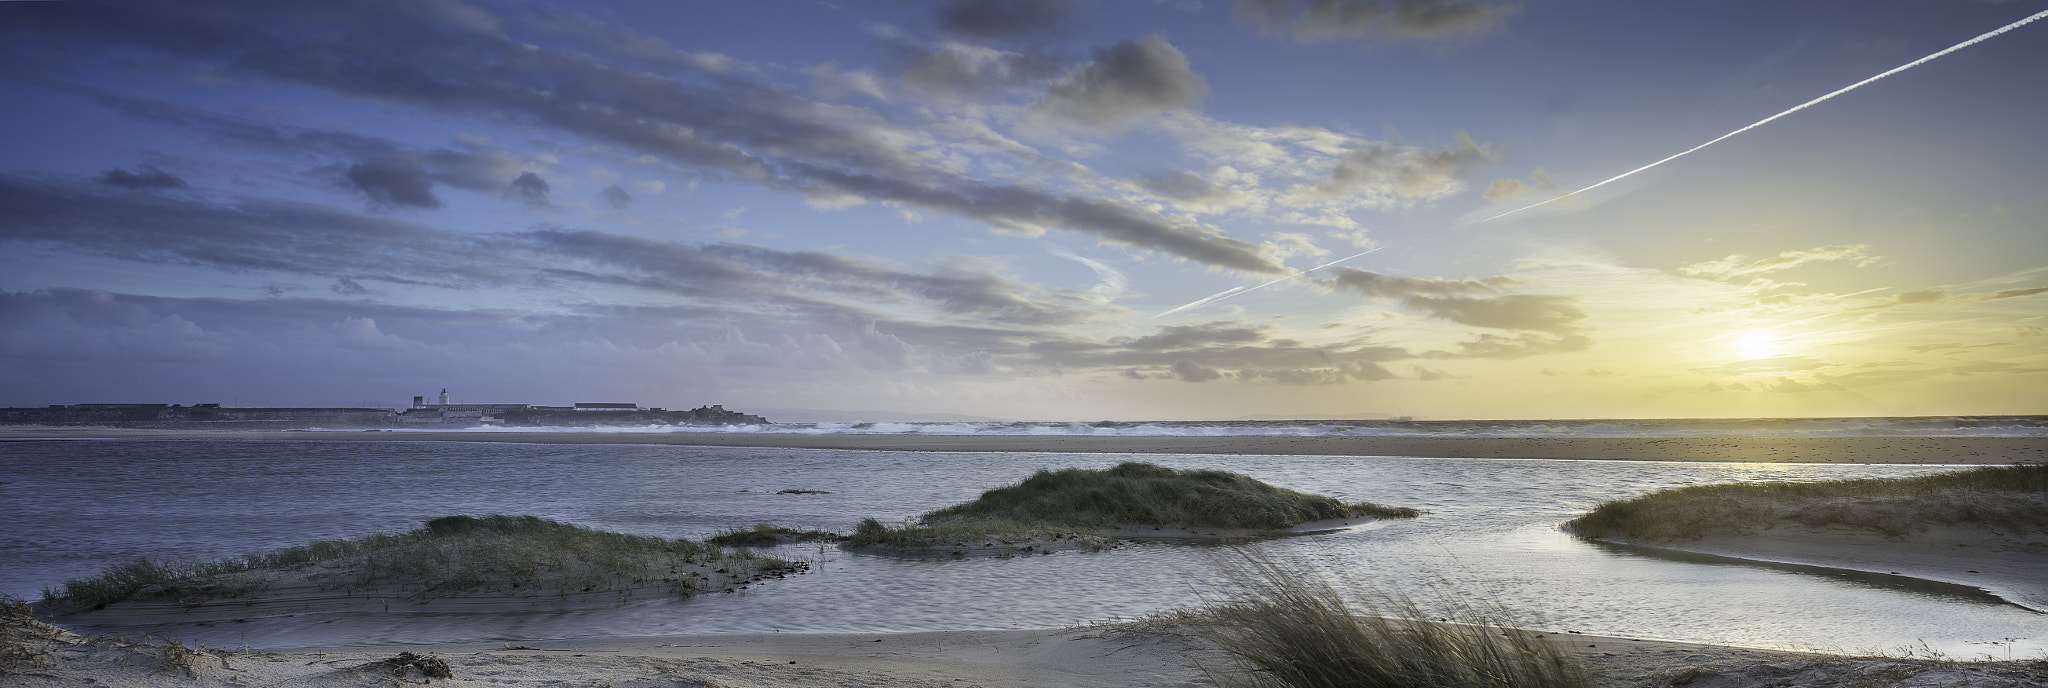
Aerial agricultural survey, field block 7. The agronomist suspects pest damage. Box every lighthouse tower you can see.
[439,388,449,406]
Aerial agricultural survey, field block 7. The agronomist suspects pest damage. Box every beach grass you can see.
[1198,549,1593,688]
[43,515,784,611]
[846,462,1418,551]
[1563,463,2048,541]
[706,523,847,546]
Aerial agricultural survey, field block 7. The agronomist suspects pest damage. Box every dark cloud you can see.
[1119,322,1269,351]
[1233,0,1515,41]
[1404,294,1585,333]
[1989,286,2048,300]
[331,277,370,296]
[15,3,1279,271]
[600,184,633,210]
[97,166,187,190]
[1033,34,1207,129]
[1323,267,1516,299]
[0,173,1116,327]
[934,0,1083,41]
[1171,358,1223,382]
[345,157,441,208]
[507,171,551,207]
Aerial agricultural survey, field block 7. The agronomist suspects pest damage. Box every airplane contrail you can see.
[1152,246,1388,318]
[1477,9,2048,224]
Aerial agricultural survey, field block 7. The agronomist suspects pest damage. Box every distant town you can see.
[0,389,767,428]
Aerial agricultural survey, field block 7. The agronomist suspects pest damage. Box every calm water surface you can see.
[0,439,2039,656]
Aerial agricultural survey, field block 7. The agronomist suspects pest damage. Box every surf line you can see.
[1152,246,1388,319]
[1476,8,2048,224]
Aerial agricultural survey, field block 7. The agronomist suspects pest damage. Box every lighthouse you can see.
[439,388,449,406]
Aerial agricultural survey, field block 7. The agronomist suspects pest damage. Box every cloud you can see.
[1136,169,1256,212]
[1232,0,1516,41]
[1481,169,1555,203]
[345,157,441,208]
[331,277,370,296]
[1283,132,1489,206]
[1171,358,1224,381]
[1679,244,1881,280]
[0,173,1120,326]
[1989,286,2048,300]
[25,4,1278,271]
[1692,355,1833,375]
[507,171,551,207]
[97,166,188,190]
[934,0,1083,41]
[806,61,888,101]
[600,184,633,210]
[901,43,1064,98]
[1032,34,1208,130]
[1323,267,1517,299]
[1404,294,1585,333]
[1428,332,1590,359]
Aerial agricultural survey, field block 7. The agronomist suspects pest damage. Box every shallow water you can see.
[0,439,2040,657]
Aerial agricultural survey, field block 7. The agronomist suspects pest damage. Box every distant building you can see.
[573,402,638,411]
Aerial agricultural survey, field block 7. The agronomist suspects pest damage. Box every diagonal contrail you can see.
[1152,246,1388,318]
[1477,9,2048,224]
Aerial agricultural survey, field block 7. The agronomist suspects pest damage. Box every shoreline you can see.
[4,426,2044,463]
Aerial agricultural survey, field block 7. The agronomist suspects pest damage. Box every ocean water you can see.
[402,415,2048,438]
[0,437,2042,657]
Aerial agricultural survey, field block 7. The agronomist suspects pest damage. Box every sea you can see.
[2,415,2044,656]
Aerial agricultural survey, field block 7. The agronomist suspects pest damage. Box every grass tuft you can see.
[44,515,783,611]
[1199,549,1594,688]
[0,596,56,676]
[707,523,847,547]
[1564,464,2048,542]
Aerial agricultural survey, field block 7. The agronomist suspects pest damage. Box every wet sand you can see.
[4,426,2043,464]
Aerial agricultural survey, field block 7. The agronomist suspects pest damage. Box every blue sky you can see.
[2,0,2043,420]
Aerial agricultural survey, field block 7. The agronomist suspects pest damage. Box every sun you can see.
[1734,331,1782,359]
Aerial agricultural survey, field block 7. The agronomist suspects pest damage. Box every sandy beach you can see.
[8,617,2045,688]
[4,426,2043,464]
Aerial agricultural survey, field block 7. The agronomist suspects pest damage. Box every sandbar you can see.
[4,426,2043,464]
[1591,523,2048,613]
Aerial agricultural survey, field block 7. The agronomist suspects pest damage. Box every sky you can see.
[2,0,2044,421]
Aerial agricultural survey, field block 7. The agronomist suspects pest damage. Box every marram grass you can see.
[1199,549,1594,688]
[847,462,1419,549]
[44,515,782,611]
[1564,463,2048,542]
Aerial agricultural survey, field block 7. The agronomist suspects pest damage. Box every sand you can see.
[7,617,2044,688]
[5,426,2044,463]
[1592,523,2048,613]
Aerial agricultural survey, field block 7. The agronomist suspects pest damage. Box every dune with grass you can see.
[1563,464,2048,610]
[839,462,1420,558]
[37,515,801,625]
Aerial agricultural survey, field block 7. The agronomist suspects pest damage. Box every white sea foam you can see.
[396,415,2048,438]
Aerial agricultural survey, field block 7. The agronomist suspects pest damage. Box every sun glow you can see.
[1735,331,1782,359]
